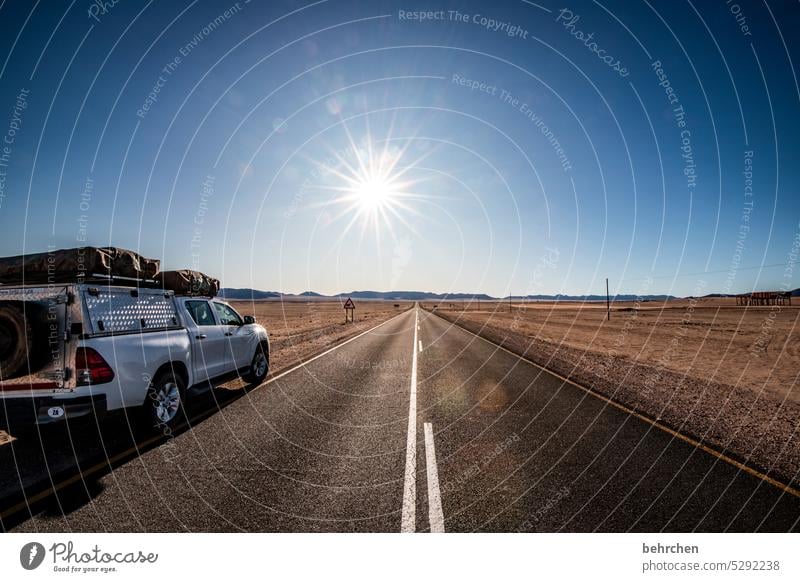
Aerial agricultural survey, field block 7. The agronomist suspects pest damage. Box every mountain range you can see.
[219,287,800,301]
[219,288,678,301]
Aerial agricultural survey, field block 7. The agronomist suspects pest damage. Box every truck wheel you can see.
[244,344,269,386]
[0,304,33,379]
[142,371,186,431]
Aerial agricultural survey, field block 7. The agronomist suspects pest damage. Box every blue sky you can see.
[0,0,798,297]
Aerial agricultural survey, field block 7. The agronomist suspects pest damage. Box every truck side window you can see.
[212,302,243,326]
[185,300,216,326]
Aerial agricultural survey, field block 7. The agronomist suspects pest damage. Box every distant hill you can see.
[216,288,726,302]
[508,294,677,301]
[219,288,282,300]
[702,288,800,298]
[335,291,495,301]
[217,289,496,301]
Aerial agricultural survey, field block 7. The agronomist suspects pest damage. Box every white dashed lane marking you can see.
[424,422,445,533]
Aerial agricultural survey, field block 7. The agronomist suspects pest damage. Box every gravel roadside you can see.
[428,308,800,490]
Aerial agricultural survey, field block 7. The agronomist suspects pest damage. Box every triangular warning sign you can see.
[343,297,355,309]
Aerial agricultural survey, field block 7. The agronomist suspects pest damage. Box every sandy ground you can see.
[230,299,411,372]
[424,299,800,487]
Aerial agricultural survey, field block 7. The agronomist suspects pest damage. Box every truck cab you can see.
[178,297,268,385]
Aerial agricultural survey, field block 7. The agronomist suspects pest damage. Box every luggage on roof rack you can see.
[156,269,220,297]
[0,246,160,286]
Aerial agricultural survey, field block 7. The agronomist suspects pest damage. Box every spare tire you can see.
[0,303,34,379]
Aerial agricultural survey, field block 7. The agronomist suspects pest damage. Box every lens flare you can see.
[311,126,432,244]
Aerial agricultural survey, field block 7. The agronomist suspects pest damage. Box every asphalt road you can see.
[3,306,799,532]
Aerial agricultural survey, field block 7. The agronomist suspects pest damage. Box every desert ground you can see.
[230,299,412,372]
[423,298,800,486]
[424,298,799,403]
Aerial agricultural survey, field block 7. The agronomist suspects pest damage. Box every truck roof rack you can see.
[0,248,219,297]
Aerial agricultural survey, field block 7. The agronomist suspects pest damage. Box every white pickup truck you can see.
[0,284,269,432]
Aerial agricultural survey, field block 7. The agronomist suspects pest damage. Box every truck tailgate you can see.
[0,286,69,392]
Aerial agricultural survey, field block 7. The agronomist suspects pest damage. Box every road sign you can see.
[344,297,355,323]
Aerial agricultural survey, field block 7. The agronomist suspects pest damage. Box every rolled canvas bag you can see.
[156,270,220,297]
[0,247,160,284]
[100,247,160,279]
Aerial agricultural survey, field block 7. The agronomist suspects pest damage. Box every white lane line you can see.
[418,340,423,352]
[401,307,419,532]
[423,422,445,533]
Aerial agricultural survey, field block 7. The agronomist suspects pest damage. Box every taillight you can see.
[75,347,115,386]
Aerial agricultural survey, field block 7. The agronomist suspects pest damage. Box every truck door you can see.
[183,299,228,383]
[211,301,253,371]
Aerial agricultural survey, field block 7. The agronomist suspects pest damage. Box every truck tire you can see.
[142,370,186,432]
[0,304,34,379]
[244,343,269,386]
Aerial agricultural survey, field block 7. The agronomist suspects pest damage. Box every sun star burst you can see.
[312,127,431,245]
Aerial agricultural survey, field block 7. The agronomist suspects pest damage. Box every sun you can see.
[313,133,430,241]
[353,176,396,211]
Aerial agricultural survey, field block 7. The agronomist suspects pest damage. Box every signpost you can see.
[344,297,355,323]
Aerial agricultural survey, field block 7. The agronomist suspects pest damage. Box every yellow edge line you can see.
[429,309,800,500]
[1,308,414,522]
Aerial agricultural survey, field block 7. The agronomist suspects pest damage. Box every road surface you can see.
[2,306,799,532]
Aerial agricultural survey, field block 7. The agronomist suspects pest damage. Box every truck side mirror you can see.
[243,315,256,325]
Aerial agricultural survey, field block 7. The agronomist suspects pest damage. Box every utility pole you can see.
[606,277,610,321]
